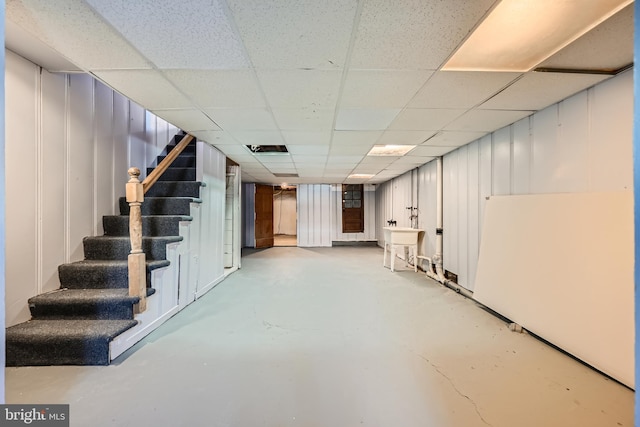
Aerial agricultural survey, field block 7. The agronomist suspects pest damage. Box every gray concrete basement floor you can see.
[5,246,634,427]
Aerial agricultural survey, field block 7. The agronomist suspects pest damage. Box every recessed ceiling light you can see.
[367,145,416,156]
[443,0,632,72]
[348,174,375,179]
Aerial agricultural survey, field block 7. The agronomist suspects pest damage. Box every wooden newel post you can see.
[126,167,146,313]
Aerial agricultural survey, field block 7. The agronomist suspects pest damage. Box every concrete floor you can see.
[5,246,634,427]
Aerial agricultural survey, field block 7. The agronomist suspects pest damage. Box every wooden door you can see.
[342,184,364,233]
[255,184,274,248]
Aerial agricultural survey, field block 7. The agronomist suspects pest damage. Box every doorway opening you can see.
[273,185,297,246]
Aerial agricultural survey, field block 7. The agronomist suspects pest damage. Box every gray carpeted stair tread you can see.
[119,197,201,216]
[144,181,202,198]
[58,260,169,289]
[83,235,183,261]
[147,167,196,181]
[156,155,195,168]
[6,319,138,366]
[103,215,192,236]
[28,289,140,320]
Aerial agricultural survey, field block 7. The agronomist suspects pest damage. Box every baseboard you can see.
[109,305,180,361]
[195,274,225,299]
[331,240,378,247]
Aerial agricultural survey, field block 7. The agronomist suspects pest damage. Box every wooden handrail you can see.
[142,133,194,194]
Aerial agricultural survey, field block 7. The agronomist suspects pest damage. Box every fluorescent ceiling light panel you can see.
[348,174,375,179]
[443,0,632,72]
[367,145,416,156]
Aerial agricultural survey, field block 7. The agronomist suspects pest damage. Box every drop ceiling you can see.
[5,0,634,185]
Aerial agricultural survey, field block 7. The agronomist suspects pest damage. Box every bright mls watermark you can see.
[0,405,69,426]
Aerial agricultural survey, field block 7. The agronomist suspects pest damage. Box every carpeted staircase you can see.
[6,133,202,366]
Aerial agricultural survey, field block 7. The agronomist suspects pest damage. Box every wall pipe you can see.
[421,156,474,299]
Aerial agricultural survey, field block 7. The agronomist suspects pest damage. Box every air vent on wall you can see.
[246,145,289,154]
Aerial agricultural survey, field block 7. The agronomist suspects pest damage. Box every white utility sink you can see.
[383,227,424,272]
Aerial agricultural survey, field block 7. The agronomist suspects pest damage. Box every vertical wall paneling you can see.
[443,152,458,276]
[128,102,146,177]
[375,70,632,292]
[478,134,492,240]
[492,127,511,196]
[417,161,437,258]
[94,81,115,235]
[511,117,531,195]
[112,93,129,205]
[5,51,38,325]
[68,74,94,262]
[298,184,331,247]
[456,145,469,288]
[41,70,67,294]
[530,104,559,193]
[589,70,633,191]
[557,91,590,193]
[466,142,480,291]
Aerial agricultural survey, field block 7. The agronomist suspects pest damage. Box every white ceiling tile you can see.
[394,156,435,164]
[282,131,332,146]
[335,109,401,131]
[257,70,342,109]
[206,109,278,130]
[422,131,488,147]
[378,131,437,145]
[6,0,153,70]
[350,0,496,69]
[340,70,433,108]
[163,70,266,108]
[389,109,466,131]
[481,72,611,110]
[329,145,372,156]
[351,165,385,174]
[332,131,383,147]
[192,131,238,145]
[228,131,284,145]
[538,4,633,71]
[215,145,252,156]
[86,0,250,69]
[287,145,329,156]
[408,72,521,109]
[5,20,82,72]
[384,163,419,172]
[292,155,327,164]
[94,70,192,109]
[151,109,220,132]
[409,146,457,157]
[272,108,335,131]
[226,0,357,69]
[445,110,534,132]
[328,156,365,163]
[255,156,295,164]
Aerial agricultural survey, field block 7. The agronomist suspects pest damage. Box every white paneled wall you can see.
[376,69,633,291]
[297,184,332,247]
[5,50,178,326]
[195,142,227,297]
[331,184,376,242]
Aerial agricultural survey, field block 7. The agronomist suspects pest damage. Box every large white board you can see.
[474,192,634,388]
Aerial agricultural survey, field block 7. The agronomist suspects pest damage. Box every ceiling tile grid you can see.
[5,0,632,185]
